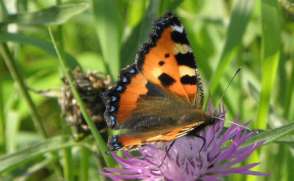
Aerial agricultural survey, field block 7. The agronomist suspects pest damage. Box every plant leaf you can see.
[120,0,160,68]
[208,0,253,96]
[92,0,123,78]
[0,32,80,69]
[243,122,294,147]
[0,2,89,26]
[256,0,281,129]
[0,136,75,173]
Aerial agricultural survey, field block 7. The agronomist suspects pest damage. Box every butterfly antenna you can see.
[229,121,252,132]
[211,68,254,133]
[211,115,224,121]
[212,115,253,132]
[216,68,241,106]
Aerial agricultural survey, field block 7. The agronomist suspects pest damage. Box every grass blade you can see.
[283,62,294,119]
[0,2,89,26]
[79,147,90,181]
[0,32,80,69]
[120,0,160,67]
[48,27,115,167]
[256,0,281,129]
[92,0,123,78]
[243,122,294,147]
[0,78,5,153]
[0,44,48,138]
[63,148,73,181]
[208,0,253,97]
[0,136,74,173]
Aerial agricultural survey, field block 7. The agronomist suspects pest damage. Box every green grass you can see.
[0,0,293,180]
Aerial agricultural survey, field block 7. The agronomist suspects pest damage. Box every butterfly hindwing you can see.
[109,122,200,150]
[103,64,147,128]
[103,64,167,129]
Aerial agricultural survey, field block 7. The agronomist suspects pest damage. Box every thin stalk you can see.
[0,0,6,154]
[0,43,65,176]
[0,0,8,17]
[63,148,73,181]
[238,54,244,120]
[283,62,294,119]
[0,0,47,138]
[96,154,106,181]
[48,27,115,167]
[0,79,5,153]
[80,147,90,181]
[0,44,48,138]
[0,2,64,177]
[53,0,74,179]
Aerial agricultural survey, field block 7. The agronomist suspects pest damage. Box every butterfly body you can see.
[103,13,215,151]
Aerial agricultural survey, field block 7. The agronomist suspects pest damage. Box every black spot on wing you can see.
[180,75,197,85]
[171,31,189,44]
[175,53,197,68]
[164,53,170,58]
[158,60,165,66]
[158,73,176,87]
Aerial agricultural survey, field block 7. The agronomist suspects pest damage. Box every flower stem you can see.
[0,44,48,138]
[48,27,115,167]
[80,146,90,181]
[96,154,106,181]
[53,0,75,178]
[0,42,65,177]
[63,148,73,181]
[0,80,5,153]
[283,63,294,119]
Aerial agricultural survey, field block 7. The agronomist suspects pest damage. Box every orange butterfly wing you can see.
[103,64,148,128]
[109,122,200,150]
[103,13,205,150]
[136,17,203,103]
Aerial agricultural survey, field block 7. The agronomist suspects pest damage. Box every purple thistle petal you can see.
[209,162,268,176]
[224,143,263,167]
[201,175,220,181]
[103,106,267,181]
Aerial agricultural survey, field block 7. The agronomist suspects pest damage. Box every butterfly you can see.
[102,13,215,151]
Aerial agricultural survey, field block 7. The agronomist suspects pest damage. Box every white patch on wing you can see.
[171,25,184,33]
[179,66,196,77]
[174,44,192,54]
[152,68,162,78]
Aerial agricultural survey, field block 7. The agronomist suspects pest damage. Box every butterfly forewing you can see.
[136,15,203,104]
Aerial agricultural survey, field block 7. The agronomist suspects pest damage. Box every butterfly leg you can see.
[193,134,206,153]
[159,140,176,167]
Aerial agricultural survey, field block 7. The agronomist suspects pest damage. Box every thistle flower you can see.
[103,107,267,181]
[59,68,111,137]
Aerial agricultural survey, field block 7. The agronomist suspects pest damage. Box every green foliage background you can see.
[0,0,294,180]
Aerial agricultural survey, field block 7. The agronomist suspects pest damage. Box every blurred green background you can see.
[0,0,294,181]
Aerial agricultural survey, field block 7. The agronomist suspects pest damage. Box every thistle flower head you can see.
[103,107,266,181]
[59,68,111,137]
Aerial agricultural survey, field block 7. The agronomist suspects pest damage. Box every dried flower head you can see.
[59,68,111,137]
[103,107,266,181]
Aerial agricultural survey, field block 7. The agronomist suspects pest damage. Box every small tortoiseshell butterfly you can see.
[102,13,215,151]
